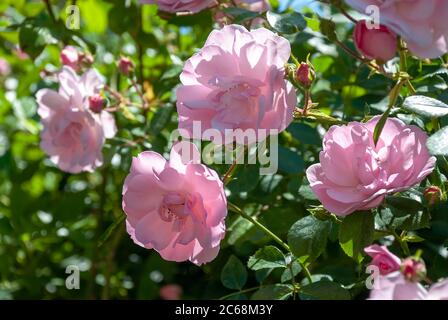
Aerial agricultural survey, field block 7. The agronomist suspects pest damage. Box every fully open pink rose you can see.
[36,66,117,173]
[122,141,227,265]
[176,25,296,143]
[140,0,216,13]
[365,244,401,275]
[353,20,397,62]
[369,272,448,300]
[306,116,436,216]
[346,0,448,59]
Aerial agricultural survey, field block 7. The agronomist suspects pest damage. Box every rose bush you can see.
[346,0,448,58]
[1,0,448,302]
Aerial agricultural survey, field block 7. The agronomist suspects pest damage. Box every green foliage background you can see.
[0,0,447,300]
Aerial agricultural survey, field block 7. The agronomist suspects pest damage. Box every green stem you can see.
[390,229,410,256]
[44,0,56,23]
[290,52,300,67]
[399,38,408,72]
[228,203,289,251]
[228,202,313,283]
[218,286,260,300]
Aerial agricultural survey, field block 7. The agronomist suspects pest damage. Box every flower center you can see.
[159,192,190,222]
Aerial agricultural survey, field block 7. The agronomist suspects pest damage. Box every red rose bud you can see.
[296,62,314,88]
[353,20,397,62]
[424,186,443,206]
[118,56,134,76]
[401,258,426,282]
[88,94,106,113]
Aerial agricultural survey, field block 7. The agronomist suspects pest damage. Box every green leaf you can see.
[376,207,430,231]
[266,11,306,34]
[247,246,286,271]
[402,95,448,118]
[427,126,448,156]
[251,284,293,300]
[222,7,259,23]
[338,211,374,263]
[300,280,351,300]
[287,123,321,146]
[281,260,302,283]
[221,255,247,290]
[278,146,305,174]
[149,106,173,135]
[318,18,337,41]
[402,234,425,243]
[227,164,260,193]
[19,23,56,59]
[385,196,425,214]
[287,215,331,263]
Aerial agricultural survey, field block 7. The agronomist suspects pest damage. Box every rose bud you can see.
[423,186,443,206]
[118,56,134,76]
[365,244,401,275]
[296,62,314,88]
[401,258,427,282]
[60,46,80,69]
[88,94,106,113]
[353,20,397,62]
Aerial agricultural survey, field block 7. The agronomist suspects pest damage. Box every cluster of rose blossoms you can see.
[365,245,448,300]
[33,0,448,299]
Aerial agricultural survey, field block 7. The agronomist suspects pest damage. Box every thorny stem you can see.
[228,202,313,283]
[222,161,238,185]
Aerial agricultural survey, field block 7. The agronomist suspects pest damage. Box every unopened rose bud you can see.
[401,258,426,282]
[118,56,134,76]
[353,20,397,62]
[296,62,314,88]
[424,186,443,206]
[60,46,80,69]
[88,94,106,113]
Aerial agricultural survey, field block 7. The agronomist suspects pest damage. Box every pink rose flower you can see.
[346,0,448,59]
[122,141,227,265]
[60,46,80,69]
[364,244,401,275]
[353,20,397,62]
[0,58,11,76]
[160,284,183,300]
[36,66,117,173]
[176,25,296,143]
[306,116,436,216]
[140,0,217,13]
[369,272,448,300]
